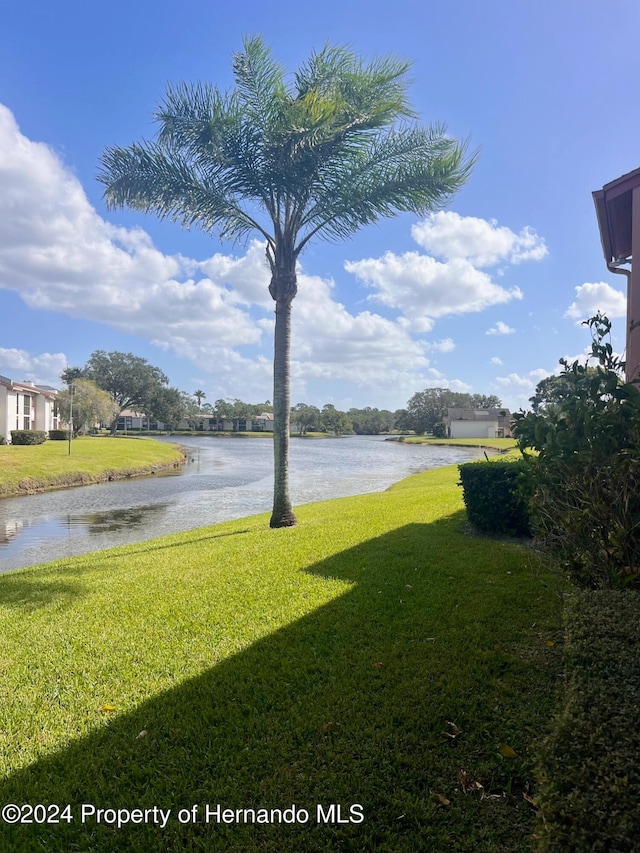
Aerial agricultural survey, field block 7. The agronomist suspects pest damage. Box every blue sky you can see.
[0,0,637,412]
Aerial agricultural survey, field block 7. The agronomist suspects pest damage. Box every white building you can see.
[444,408,512,439]
[0,375,60,441]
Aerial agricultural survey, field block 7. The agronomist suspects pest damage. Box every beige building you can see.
[0,375,60,441]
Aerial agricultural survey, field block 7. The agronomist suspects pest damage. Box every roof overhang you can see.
[593,166,640,265]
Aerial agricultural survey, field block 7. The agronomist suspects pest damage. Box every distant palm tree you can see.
[98,37,475,527]
[193,389,206,409]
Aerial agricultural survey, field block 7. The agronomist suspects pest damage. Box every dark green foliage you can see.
[10,430,47,445]
[513,313,640,588]
[458,459,531,537]
[84,350,170,433]
[535,590,640,852]
[432,421,447,438]
[48,429,70,441]
[347,406,396,434]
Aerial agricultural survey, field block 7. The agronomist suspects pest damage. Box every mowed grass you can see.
[398,436,518,451]
[0,463,561,852]
[0,437,185,496]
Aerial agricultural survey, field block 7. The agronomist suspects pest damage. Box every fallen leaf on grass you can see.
[457,769,485,795]
[498,743,518,759]
[523,792,536,807]
[441,720,462,741]
[321,722,336,733]
[373,662,384,669]
[100,704,116,713]
[545,640,555,647]
[136,730,148,739]
[432,793,450,806]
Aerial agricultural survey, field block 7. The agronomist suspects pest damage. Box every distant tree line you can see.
[60,351,502,436]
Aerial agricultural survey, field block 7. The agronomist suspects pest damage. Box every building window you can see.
[23,394,31,430]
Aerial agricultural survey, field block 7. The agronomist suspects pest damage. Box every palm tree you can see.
[193,389,206,409]
[98,37,476,527]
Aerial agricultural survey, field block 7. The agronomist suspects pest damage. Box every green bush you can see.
[48,429,70,441]
[10,430,47,446]
[431,421,447,438]
[513,313,640,589]
[535,590,640,852]
[458,458,531,537]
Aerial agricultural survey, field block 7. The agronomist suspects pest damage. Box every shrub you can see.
[0,435,5,445]
[535,590,640,852]
[431,421,447,438]
[513,313,640,589]
[10,430,47,446]
[49,429,70,441]
[458,458,531,537]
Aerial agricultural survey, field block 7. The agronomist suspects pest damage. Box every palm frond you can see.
[232,36,289,134]
[97,141,274,246]
[295,126,478,250]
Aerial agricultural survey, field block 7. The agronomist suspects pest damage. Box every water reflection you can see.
[71,504,168,535]
[1,518,23,544]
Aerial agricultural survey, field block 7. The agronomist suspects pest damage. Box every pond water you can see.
[0,435,484,572]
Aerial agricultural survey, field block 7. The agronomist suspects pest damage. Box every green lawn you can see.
[396,436,518,451]
[0,462,561,852]
[0,437,185,497]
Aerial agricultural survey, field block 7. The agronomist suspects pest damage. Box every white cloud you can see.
[198,240,271,308]
[490,356,503,365]
[344,211,545,334]
[0,347,68,387]
[426,338,456,353]
[411,211,548,267]
[486,321,515,335]
[564,282,626,321]
[495,368,551,409]
[346,253,522,328]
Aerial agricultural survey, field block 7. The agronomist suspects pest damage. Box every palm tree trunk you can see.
[268,242,298,529]
[270,295,297,527]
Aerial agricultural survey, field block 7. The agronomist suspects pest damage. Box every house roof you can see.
[445,407,510,421]
[0,375,58,397]
[592,165,640,265]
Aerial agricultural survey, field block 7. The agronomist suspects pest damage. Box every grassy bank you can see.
[394,436,518,452]
[0,437,185,497]
[0,462,561,852]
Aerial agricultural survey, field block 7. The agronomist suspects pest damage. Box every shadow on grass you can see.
[0,578,88,612]
[0,511,558,853]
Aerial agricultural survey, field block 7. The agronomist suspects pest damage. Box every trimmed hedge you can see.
[48,429,70,441]
[458,458,531,537]
[10,430,47,446]
[536,591,640,852]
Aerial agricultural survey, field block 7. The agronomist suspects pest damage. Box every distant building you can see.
[115,411,277,433]
[444,408,512,439]
[254,412,274,431]
[0,375,60,440]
